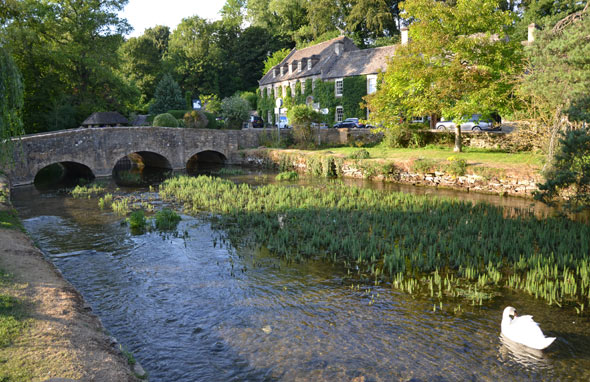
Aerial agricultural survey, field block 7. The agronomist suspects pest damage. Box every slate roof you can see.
[82,112,129,126]
[259,36,363,86]
[323,45,396,79]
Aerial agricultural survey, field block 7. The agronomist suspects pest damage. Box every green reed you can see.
[159,175,590,309]
[71,184,105,198]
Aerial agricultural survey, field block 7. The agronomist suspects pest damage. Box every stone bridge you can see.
[4,127,264,187]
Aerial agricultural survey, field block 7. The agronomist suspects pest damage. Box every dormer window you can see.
[280,66,284,76]
[307,59,312,70]
[297,61,302,72]
[273,68,277,78]
[289,63,293,74]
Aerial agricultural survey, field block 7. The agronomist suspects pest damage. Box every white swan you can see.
[501,306,556,350]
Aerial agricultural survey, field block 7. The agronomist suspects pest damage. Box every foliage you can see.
[154,208,181,230]
[166,110,189,119]
[221,95,251,129]
[127,210,148,231]
[149,74,185,115]
[0,209,24,231]
[160,175,590,307]
[153,113,179,128]
[512,0,587,42]
[341,76,368,119]
[262,48,291,75]
[183,110,209,129]
[1,0,134,133]
[239,91,257,110]
[0,47,24,166]
[200,94,222,114]
[287,104,322,146]
[71,184,105,198]
[276,171,299,181]
[517,5,590,158]
[382,123,411,148]
[366,0,523,143]
[348,149,370,159]
[535,128,590,211]
[257,87,276,125]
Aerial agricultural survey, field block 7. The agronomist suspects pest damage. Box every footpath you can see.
[0,174,141,382]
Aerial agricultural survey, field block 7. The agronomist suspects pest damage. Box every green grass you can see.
[0,210,23,232]
[315,145,543,169]
[0,270,28,349]
[160,175,590,308]
[275,171,299,181]
[154,208,181,230]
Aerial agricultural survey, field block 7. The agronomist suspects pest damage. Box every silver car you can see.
[435,114,497,131]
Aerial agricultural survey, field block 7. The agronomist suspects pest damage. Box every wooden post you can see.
[454,125,462,152]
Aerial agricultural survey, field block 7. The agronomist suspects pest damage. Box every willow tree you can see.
[366,0,523,151]
[0,47,24,166]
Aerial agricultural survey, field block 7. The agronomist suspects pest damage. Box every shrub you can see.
[203,112,218,129]
[411,158,438,174]
[239,91,257,110]
[154,208,181,230]
[276,171,299,181]
[183,110,209,129]
[445,157,467,176]
[221,95,250,129]
[201,94,221,114]
[287,105,322,146]
[348,149,370,159]
[167,110,189,119]
[153,113,178,127]
[149,73,184,115]
[127,210,148,231]
[382,124,412,148]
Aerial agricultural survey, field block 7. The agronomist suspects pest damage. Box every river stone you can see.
[133,362,147,378]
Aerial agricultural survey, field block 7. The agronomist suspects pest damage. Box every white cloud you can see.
[120,0,225,38]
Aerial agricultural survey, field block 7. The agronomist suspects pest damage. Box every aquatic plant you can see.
[159,175,590,308]
[111,197,131,216]
[215,168,245,176]
[276,171,299,181]
[154,208,181,230]
[349,149,370,160]
[127,210,148,232]
[70,184,105,198]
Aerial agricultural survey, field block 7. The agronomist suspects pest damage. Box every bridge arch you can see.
[112,151,173,186]
[34,161,95,189]
[186,149,227,174]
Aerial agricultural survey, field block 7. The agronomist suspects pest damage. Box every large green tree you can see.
[518,2,590,157]
[512,0,587,41]
[0,47,24,165]
[119,26,170,109]
[0,0,135,133]
[366,0,522,141]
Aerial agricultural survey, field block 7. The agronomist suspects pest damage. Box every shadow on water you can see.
[10,166,590,381]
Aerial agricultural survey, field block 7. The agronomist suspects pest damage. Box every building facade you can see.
[258,31,407,126]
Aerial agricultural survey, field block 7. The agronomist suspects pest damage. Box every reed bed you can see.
[159,175,590,309]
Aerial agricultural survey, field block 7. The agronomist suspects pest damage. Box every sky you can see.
[119,0,226,38]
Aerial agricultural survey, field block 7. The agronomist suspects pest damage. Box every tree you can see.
[512,0,587,41]
[1,0,134,133]
[221,95,251,129]
[149,74,185,114]
[366,0,522,151]
[535,128,590,211]
[518,2,590,158]
[287,104,322,146]
[0,47,24,165]
[263,48,291,75]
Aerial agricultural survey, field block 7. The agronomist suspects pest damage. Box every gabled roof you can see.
[323,45,396,79]
[259,36,359,86]
[82,112,129,126]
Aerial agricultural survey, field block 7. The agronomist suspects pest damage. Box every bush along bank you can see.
[159,175,590,312]
[239,149,541,197]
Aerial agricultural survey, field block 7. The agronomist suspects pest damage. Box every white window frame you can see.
[335,106,344,122]
[297,61,302,72]
[335,78,343,97]
[301,80,305,94]
[307,59,312,70]
[367,75,377,95]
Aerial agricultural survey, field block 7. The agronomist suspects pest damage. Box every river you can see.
[11,169,590,381]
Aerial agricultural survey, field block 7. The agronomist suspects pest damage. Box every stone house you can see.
[258,29,408,125]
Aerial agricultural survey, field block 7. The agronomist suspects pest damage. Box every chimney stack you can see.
[335,40,344,55]
[401,27,409,45]
[528,23,536,43]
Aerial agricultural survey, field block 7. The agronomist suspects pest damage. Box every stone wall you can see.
[238,149,541,197]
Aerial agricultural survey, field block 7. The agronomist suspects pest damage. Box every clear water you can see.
[11,175,590,382]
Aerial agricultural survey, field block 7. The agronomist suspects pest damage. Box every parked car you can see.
[435,114,499,131]
[334,118,366,128]
[311,122,329,129]
[249,115,264,128]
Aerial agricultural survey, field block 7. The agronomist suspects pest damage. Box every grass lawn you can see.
[317,145,543,168]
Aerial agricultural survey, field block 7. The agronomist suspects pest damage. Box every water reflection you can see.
[11,171,590,381]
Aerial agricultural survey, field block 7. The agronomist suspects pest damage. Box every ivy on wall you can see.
[257,75,368,125]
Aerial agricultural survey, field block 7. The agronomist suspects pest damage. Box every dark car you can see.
[333,118,366,128]
[249,116,264,128]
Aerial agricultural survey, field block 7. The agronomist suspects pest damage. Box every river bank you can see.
[238,147,542,197]
[0,174,142,382]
